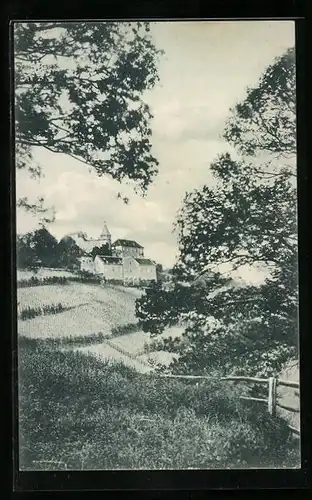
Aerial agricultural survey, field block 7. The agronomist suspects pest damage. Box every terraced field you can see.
[17,282,142,339]
[17,279,184,369]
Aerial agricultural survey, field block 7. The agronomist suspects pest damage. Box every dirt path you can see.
[277,360,300,432]
[73,338,153,374]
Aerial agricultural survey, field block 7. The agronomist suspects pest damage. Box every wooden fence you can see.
[157,374,300,436]
[92,334,300,437]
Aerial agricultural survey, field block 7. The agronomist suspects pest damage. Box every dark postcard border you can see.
[4,3,310,496]
[1,0,308,21]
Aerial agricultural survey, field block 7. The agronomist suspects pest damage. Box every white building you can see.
[112,239,144,259]
[64,221,112,254]
[123,256,157,283]
[94,255,123,280]
[77,222,157,284]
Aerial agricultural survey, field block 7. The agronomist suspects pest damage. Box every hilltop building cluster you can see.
[65,222,157,284]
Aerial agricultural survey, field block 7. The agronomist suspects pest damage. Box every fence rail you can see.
[157,374,268,383]
[89,330,300,437]
[277,379,300,389]
[157,373,300,436]
[276,402,300,413]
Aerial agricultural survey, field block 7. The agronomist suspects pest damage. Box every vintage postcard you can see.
[14,20,300,471]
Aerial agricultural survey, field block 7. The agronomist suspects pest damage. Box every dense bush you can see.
[18,276,68,287]
[69,275,102,285]
[104,279,124,285]
[19,303,66,320]
[111,322,141,337]
[18,339,299,470]
[19,332,107,347]
[16,270,156,289]
[17,273,102,288]
[77,270,98,280]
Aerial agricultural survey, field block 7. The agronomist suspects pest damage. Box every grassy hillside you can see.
[17,269,77,281]
[17,282,142,339]
[18,338,300,470]
[17,281,183,368]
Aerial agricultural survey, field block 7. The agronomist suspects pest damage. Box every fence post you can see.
[268,377,277,416]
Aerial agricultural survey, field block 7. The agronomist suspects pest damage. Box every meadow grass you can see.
[18,337,300,470]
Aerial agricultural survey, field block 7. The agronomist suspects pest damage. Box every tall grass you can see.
[18,338,300,470]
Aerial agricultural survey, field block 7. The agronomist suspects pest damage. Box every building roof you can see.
[135,258,156,266]
[100,221,111,238]
[112,239,143,249]
[66,231,88,241]
[64,233,96,253]
[96,255,123,265]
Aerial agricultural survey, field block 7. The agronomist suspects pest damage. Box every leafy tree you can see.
[14,22,163,218]
[90,244,112,259]
[224,48,296,158]
[16,234,37,269]
[16,228,60,269]
[136,48,298,377]
[57,236,84,270]
[155,263,163,282]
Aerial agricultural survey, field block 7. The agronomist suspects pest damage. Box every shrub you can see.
[69,276,102,284]
[18,332,107,347]
[19,303,67,320]
[111,322,140,337]
[17,276,68,288]
[17,274,102,288]
[54,332,107,347]
[105,279,124,285]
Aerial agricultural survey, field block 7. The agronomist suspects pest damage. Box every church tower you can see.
[99,221,112,250]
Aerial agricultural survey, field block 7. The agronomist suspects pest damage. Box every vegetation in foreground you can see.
[18,338,300,470]
[136,48,298,378]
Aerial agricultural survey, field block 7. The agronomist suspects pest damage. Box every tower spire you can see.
[100,220,110,238]
[100,220,111,250]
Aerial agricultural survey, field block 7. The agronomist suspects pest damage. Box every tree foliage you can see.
[17,228,59,269]
[17,196,56,225]
[57,236,84,270]
[14,21,163,207]
[224,47,296,158]
[90,244,112,259]
[136,48,298,377]
[16,234,38,269]
[17,229,85,270]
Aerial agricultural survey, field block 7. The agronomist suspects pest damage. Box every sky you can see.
[16,20,295,277]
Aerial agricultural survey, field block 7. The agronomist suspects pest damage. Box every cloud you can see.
[16,20,295,273]
[152,102,226,144]
[145,241,178,269]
